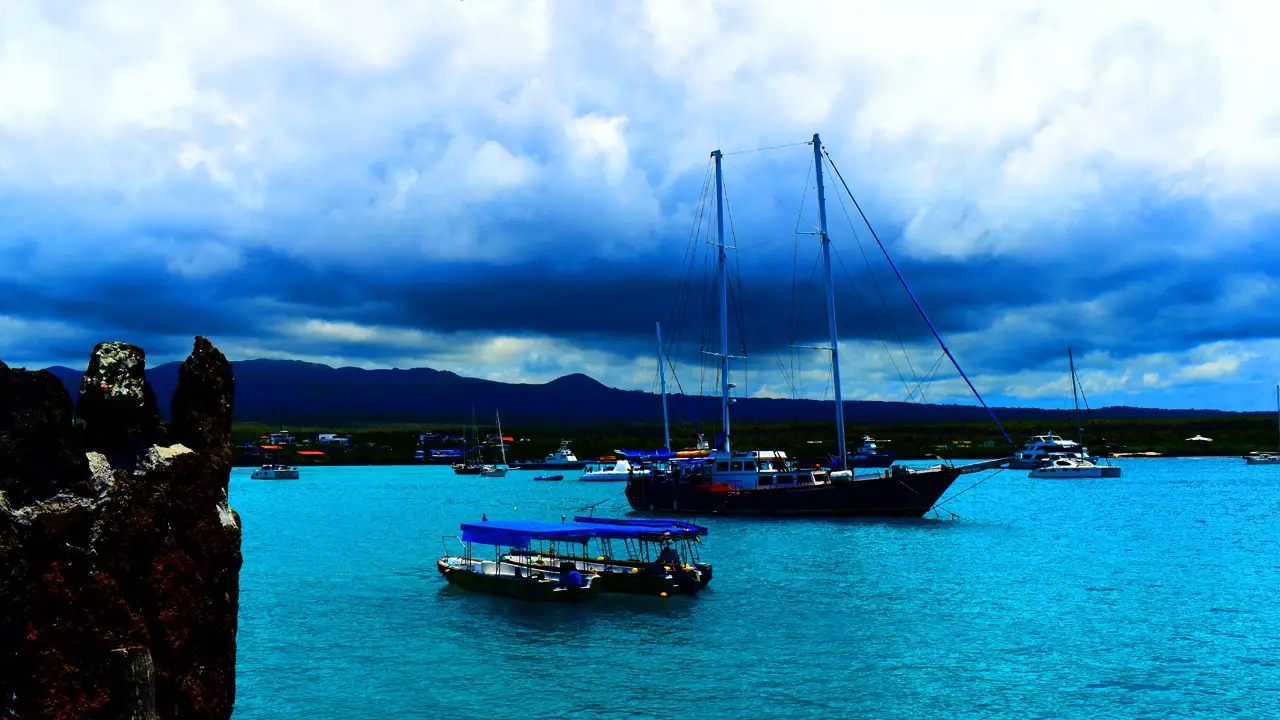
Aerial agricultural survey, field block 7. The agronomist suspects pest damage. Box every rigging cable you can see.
[665,163,715,431]
[720,141,812,157]
[790,158,813,401]
[721,172,751,401]
[1075,366,1106,441]
[827,159,923,390]
[933,467,1006,510]
[822,151,1014,446]
[830,243,919,403]
[900,351,948,406]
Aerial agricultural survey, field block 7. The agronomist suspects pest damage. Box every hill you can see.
[43,358,1252,429]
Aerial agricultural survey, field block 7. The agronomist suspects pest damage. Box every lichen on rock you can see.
[1,336,241,719]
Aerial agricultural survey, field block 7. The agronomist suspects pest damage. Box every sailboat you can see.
[481,411,510,477]
[452,410,486,475]
[252,386,300,480]
[624,134,1010,517]
[1028,349,1121,478]
[1243,385,1280,465]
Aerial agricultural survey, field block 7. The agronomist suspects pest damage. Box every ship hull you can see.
[437,560,599,602]
[625,468,963,518]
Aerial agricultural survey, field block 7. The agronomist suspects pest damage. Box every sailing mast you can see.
[1069,348,1082,445]
[657,321,671,452]
[470,406,478,467]
[1275,384,1278,453]
[712,149,731,453]
[813,133,847,472]
[495,410,507,466]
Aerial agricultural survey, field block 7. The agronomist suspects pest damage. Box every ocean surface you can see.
[231,459,1280,719]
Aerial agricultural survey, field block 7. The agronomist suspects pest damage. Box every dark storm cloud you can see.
[8,205,1280,382]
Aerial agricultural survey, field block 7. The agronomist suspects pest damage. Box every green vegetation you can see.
[232,414,1278,466]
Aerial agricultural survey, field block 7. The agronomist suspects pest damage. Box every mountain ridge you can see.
[41,358,1251,428]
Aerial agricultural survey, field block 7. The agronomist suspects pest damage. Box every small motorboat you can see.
[580,458,651,482]
[534,474,564,481]
[251,464,300,480]
[1028,455,1121,478]
[438,520,602,602]
[502,517,712,596]
[1243,385,1280,465]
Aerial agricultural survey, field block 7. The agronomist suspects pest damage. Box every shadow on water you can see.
[431,585,702,653]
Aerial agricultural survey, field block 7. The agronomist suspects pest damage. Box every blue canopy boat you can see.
[501,516,712,596]
[440,517,712,599]
[438,520,604,602]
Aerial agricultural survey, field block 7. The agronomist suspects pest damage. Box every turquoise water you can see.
[232,459,1280,719]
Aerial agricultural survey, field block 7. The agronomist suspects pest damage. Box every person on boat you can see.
[657,544,679,564]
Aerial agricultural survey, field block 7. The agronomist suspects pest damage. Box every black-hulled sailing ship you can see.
[625,134,1011,517]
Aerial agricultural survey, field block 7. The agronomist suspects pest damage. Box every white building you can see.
[318,433,351,446]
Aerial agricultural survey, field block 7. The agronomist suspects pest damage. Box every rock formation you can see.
[1,337,241,719]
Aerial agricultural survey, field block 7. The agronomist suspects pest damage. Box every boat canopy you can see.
[460,518,706,547]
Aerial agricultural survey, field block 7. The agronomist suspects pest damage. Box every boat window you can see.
[757,476,773,486]
[730,461,743,471]
[716,462,729,472]
[777,475,793,484]
[744,461,756,471]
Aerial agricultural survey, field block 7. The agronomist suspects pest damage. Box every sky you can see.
[3,0,1280,412]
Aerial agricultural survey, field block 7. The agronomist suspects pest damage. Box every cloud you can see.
[2,0,1280,411]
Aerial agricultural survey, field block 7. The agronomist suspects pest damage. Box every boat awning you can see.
[296,450,326,456]
[460,520,595,547]
[460,518,707,547]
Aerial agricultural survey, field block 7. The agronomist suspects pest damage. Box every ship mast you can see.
[495,410,507,466]
[813,133,847,472]
[713,149,731,453]
[1069,348,1082,445]
[657,321,671,452]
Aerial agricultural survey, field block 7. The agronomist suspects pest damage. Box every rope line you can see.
[721,141,812,157]
[934,467,1005,509]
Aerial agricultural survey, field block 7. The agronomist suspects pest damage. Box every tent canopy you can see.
[460,517,707,547]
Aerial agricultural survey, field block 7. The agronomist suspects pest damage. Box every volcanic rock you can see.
[0,337,241,719]
[77,342,160,470]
